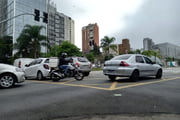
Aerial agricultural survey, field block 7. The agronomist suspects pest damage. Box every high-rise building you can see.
[143,38,154,50]
[0,0,75,54]
[48,3,75,46]
[0,0,48,54]
[0,0,7,37]
[118,39,130,54]
[82,23,99,53]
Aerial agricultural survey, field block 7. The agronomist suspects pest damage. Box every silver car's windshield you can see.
[111,55,131,60]
[78,57,89,62]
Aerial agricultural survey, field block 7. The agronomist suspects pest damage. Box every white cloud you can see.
[52,0,144,49]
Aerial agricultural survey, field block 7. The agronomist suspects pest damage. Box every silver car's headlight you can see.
[15,67,23,72]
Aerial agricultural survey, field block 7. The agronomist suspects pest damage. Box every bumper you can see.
[15,72,25,83]
[103,67,134,77]
[43,70,51,77]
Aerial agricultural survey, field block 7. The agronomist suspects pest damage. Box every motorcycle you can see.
[50,63,84,81]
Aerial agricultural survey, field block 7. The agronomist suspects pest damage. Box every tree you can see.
[101,36,116,60]
[128,49,143,54]
[48,41,82,57]
[135,49,142,54]
[85,52,94,62]
[142,50,162,64]
[128,50,135,54]
[14,24,47,58]
[0,36,13,64]
[90,44,101,56]
[142,50,161,58]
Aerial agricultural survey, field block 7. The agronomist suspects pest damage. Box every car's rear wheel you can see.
[130,70,139,82]
[108,75,116,81]
[0,73,16,88]
[37,71,44,80]
[156,69,162,79]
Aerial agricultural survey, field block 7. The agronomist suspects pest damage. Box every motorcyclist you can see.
[58,53,72,76]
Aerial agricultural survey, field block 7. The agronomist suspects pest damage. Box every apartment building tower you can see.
[118,39,130,54]
[82,23,99,53]
[0,0,48,54]
[0,0,75,54]
[143,38,155,50]
[48,3,75,46]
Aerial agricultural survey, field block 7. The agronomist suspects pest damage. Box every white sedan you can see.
[103,54,163,81]
[0,64,25,88]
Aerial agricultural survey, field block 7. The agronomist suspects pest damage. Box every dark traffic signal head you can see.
[34,9,40,21]
[43,12,48,23]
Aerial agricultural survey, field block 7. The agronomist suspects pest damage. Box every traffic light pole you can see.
[0,13,35,24]
[0,12,47,24]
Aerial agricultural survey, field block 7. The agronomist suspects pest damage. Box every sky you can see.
[52,0,180,50]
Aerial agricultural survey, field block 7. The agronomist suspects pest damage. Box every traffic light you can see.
[34,9,40,21]
[43,12,48,23]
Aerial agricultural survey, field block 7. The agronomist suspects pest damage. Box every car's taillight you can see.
[75,62,80,67]
[43,64,49,69]
[119,61,129,67]
[90,63,92,68]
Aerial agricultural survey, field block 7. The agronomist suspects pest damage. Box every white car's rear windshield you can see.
[111,55,131,60]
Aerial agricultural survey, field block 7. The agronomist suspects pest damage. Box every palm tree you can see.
[14,24,48,58]
[101,36,116,58]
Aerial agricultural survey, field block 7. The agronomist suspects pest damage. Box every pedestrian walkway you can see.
[163,67,180,74]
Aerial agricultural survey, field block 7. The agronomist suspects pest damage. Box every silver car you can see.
[71,57,92,76]
[103,54,162,81]
[0,64,25,88]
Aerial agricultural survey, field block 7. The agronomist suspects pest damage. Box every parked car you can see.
[71,57,92,76]
[24,58,50,80]
[103,54,163,81]
[14,58,34,69]
[0,63,25,88]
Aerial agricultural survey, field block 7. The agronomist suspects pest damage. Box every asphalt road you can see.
[0,70,180,120]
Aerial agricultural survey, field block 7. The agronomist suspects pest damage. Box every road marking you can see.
[114,94,122,96]
[109,82,118,90]
[29,77,180,91]
[59,83,109,90]
[60,79,76,84]
[113,77,180,90]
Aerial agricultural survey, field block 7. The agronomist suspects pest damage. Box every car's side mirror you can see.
[25,64,29,67]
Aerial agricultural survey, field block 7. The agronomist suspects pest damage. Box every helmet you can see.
[61,53,67,57]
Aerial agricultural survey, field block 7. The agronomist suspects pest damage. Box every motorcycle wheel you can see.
[51,73,61,81]
[74,72,84,81]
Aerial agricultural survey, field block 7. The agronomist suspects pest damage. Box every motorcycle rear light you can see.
[119,61,129,67]
[43,64,49,69]
[90,63,92,68]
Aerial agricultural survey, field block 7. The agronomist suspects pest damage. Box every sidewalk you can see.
[163,67,180,74]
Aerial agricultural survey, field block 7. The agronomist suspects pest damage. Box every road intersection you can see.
[30,68,180,91]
